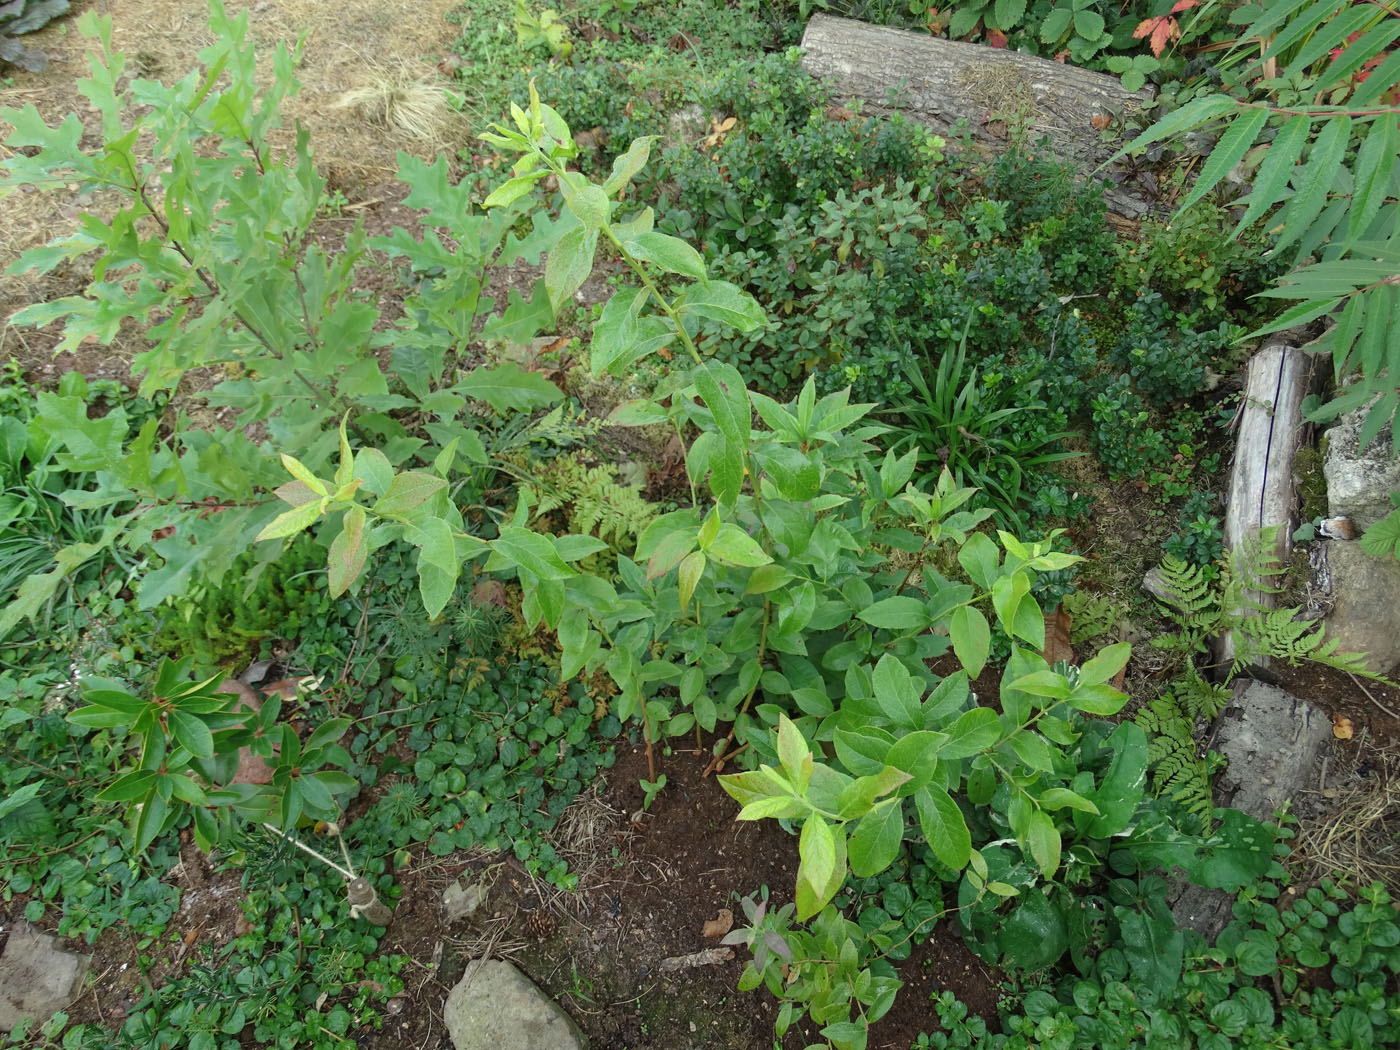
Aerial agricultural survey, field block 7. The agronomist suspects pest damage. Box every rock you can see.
[1172,682,1332,940]
[1314,540,1400,676]
[444,960,587,1050]
[442,879,487,923]
[1323,403,1400,531]
[665,104,706,149]
[1142,566,1172,603]
[0,921,91,1029]
[1215,681,1333,822]
[218,679,276,785]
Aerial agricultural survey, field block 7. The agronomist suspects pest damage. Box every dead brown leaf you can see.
[1090,114,1112,131]
[1333,714,1355,740]
[1042,610,1075,666]
[701,908,734,939]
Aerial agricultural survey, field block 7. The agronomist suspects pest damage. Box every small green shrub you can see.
[1162,490,1224,569]
[152,534,333,664]
[919,875,1400,1050]
[1108,291,1235,406]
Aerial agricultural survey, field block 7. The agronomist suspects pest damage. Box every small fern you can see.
[1135,693,1219,825]
[1062,592,1123,646]
[524,455,657,556]
[1141,529,1388,822]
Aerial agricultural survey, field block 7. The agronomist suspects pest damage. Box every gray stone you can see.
[1216,681,1333,822]
[665,104,707,149]
[1314,540,1400,676]
[444,960,586,1050]
[1172,682,1332,941]
[442,879,487,923]
[0,921,91,1029]
[1323,403,1400,531]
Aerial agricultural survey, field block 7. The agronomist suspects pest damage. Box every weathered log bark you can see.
[798,15,1155,213]
[1218,343,1313,670]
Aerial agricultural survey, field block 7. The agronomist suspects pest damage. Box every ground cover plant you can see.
[1,1,1398,1049]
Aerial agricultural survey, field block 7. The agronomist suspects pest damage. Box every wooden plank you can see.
[798,15,1156,213]
[1219,344,1312,670]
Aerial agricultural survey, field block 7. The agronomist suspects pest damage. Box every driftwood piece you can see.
[798,15,1155,214]
[1218,344,1312,670]
[657,948,734,972]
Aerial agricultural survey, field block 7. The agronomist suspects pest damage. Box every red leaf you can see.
[1132,15,1180,59]
[986,28,1008,48]
[1169,0,1200,12]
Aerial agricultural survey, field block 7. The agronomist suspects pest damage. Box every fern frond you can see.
[527,456,657,557]
[1156,555,1215,621]
[1175,668,1230,721]
[1134,693,1217,825]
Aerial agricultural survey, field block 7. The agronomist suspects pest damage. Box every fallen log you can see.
[798,15,1155,214]
[1217,343,1313,671]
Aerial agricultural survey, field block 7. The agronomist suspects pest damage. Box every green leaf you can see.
[1039,6,1072,41]
[706,523,771,567]
[949,606,991,679]
[939,708,1000,760]
[1078,641,1131,686]
[1085,722,1147,837]
[96,770,158,803]
[1274,116,1351,258]
[457,362,563,413]
[483,172,544,208]
[857,597,931,631]
[413,518,459,619]
[958,533,1000,590]
[545,225,598,314]
[1006,669,1070,700]
[777,715,813,787]
[327,506,368,597]
[1027,810,1061,877]
[279,453,328,496]
[884,731,945,793]
[1346,117,1395,245]
[915,785,971,870]
[1235,114,1311,233]
[1037,788,1099,815]
[1072,9,1103,38]
[1106,95,1241,166]
[837,766,912,818]
[1359,508,1400,558]
[624,231,707,280]
[373,471,447,516]
[255,499,325,542]
[494,526,575,580]
[602,135,655,195]
[993,0,1027,29]
[132,792,171,853]
[872,653,922,728]
[563,182,610,231]
[169,710,214,759]
[677,550,705,611]
[848,799,904,878]
[676,280,766,332]
[647,528,699,579]
[589,288,673,378]
[999,889,1067,970]
[1006,731,1056,772]
[693,361,751,448]
[1177,106,1269,213]
[796,812,845,920]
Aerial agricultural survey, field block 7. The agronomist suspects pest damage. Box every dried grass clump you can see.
[1298,745,1400,895]
[334,71,452,146]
